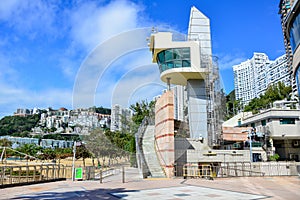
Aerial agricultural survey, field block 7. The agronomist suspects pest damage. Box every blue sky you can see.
[0,0,285,117]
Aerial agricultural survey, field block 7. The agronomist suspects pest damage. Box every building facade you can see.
[239,102,300,161]
[110,104,132,132]
[233,53,290,106]
[279,0,300,99]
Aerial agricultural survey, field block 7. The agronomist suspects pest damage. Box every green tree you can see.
[130,100,155,126]
[243,82,292,113]
[0,114,40,136]
[15,144,42,160]
[0,138,12,147]
[84,128,120,167]
[76,145,92,167]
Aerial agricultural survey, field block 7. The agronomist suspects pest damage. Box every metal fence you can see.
[177,161,300,179]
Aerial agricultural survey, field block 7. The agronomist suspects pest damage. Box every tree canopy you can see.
[244,82,292,113]
[0,114,40,136]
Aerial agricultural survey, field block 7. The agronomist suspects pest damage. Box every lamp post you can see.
[249,138,253,162]
[242,129,253,162]
[71,141,76,181]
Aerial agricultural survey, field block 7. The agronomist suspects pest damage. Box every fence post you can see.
[1,167,4,185]
[52,165,55,180]
[9,166,12,184]
[18,166,21,183]
[58,165,60,179]
[40,165,43,181]
[26,166,29,182]
[33,166,36,182]
[46,165,49,180]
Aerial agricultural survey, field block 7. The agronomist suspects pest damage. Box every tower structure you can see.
[149,6,219,145]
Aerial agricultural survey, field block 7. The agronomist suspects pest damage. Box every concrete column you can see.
[187,79,207,140]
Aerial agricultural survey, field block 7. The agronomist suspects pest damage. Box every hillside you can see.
[0,114,40,136]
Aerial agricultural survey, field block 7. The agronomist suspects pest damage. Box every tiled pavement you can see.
[111,185,267,200]
[0,167,299,200]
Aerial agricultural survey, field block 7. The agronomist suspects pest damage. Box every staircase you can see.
[142,125,166,178]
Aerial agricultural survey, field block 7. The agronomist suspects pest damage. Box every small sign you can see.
[75,168,83,179]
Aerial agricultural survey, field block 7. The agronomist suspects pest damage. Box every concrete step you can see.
[142,125,166,178]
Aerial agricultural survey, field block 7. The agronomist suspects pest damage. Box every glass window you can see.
[280,118,295,124]
[182,60,191,67]
[173,49,181,59]
[157,52,165,63]
[174,60,182,68]
[261,120,266,126]
[166,61,174,68]
[296,67,300,100]
[165,50,173,62]
[156,48,191,73]
[289,11,300,52]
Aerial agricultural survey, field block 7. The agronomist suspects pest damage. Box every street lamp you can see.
[249,137,253,162]
[71,141,77,181]
[242,130,253,162]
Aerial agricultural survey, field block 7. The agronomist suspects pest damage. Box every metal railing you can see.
[180,162,300,179]
[135,116,152,178]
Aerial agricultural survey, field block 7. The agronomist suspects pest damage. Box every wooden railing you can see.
[0,164,65,187]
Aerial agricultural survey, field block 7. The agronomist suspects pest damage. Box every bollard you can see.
[122,166,125,183]
[100,169,102,184]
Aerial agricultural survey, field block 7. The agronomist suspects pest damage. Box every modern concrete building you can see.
[136,6,249,179]
[222,100,300,162]
[233,53,291,106]
[279,0,300,99]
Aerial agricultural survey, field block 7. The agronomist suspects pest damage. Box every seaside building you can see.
[136,7,248,179]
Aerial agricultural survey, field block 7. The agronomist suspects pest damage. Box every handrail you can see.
[135,116,153,177]
[218,165,265,177]
[154,136,168,177]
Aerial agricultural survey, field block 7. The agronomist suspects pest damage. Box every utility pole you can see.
[72,141,76,181]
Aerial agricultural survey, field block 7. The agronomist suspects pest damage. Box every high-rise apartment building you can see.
[233,53,271,105]
[233,53,290,106]
[110,104,132,132]
[279,0,300,98]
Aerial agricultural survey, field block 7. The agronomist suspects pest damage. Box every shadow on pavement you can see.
[10,187,139,200]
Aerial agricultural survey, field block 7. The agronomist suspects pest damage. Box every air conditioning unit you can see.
[293,141,299,147]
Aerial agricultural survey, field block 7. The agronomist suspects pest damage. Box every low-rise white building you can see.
[236,101,300,161]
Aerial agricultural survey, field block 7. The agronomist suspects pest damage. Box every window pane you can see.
[182,60,190,67]
[165,50,173,61]
[280,118,295,124]
[156,48,191,72]
[157,51,165,63]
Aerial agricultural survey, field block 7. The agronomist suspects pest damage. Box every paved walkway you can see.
[0,167,299,200]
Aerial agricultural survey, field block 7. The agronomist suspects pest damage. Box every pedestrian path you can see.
[0,167,299,200]
[111,185,267,200]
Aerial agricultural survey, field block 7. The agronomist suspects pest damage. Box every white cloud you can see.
[0,0,173,117]
[0,0,58,38]
[0,81,73,117]
[217,53,246,70]
[69,0,142,51]
[0,0,20,20]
